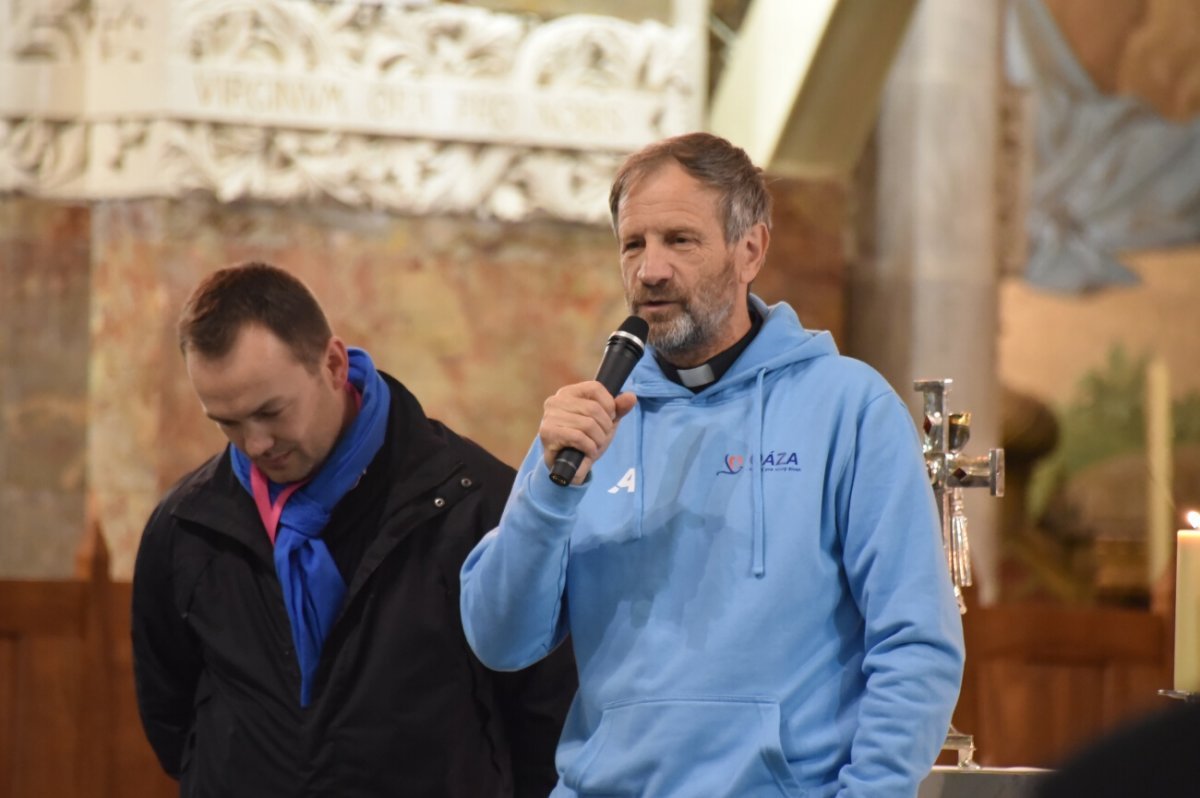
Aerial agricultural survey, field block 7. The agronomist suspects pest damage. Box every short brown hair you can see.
[177,262,332,369]
[608,132,773,243]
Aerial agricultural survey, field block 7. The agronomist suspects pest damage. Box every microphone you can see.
[549,315,650,486]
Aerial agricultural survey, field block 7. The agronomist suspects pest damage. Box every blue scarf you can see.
[231,347,389,707]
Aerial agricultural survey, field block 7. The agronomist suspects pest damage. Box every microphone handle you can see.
[548,340,643,486]
[549,448,585,486]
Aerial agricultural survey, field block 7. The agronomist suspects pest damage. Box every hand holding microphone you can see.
[546,316,649,486]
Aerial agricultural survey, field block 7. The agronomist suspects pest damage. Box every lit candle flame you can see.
[1188,510,1200,530]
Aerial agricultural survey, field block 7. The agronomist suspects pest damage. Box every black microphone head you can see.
[617,315,649,345]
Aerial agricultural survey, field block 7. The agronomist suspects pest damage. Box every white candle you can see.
[1146,358,1172,585]
[1175,527,1200,692]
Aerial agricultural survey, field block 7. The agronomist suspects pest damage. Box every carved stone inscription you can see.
[0,0,705,221]
[181,69,658,149]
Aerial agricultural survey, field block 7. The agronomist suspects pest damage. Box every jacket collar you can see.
[171,372,465,570]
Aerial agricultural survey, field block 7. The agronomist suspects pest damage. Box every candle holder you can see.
[942,727,979,769]
[1157,689,1200,704]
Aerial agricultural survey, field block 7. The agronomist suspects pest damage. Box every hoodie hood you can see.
[622,295,837,574]
[626,295,837,401]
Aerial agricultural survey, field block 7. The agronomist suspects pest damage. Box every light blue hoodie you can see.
[461,298,964,798]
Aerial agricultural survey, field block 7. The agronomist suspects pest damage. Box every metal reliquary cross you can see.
[914,378,1005,766]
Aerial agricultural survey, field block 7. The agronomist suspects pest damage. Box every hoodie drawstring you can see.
[752,369,767,577]
[635,402,645,540]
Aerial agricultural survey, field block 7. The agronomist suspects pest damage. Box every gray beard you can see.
[648,301,732,362]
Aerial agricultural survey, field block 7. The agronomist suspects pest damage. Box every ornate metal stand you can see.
[915,378,1005,768]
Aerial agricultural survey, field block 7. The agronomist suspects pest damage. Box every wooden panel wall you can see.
[0,523,173,798]
[952,603,1171,768]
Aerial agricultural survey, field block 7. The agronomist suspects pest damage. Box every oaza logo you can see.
[717,451,802,475]
[605,451,803,493]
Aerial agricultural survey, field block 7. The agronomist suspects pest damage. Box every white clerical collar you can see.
[655,302,764,392]
[676,363,716,388]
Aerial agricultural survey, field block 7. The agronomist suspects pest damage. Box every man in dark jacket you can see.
[132,262,576,797]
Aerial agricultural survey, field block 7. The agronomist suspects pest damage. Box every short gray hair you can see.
[608,132,773,243]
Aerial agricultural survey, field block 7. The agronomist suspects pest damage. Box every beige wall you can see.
[0,202,91,576]
[1,176,846,579]
[1001,248,1200,409]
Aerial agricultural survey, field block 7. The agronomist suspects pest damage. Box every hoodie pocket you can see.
[563,696,807,798]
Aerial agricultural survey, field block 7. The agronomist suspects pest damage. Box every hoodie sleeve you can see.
[460,441,583,671]
[835,391,966,797]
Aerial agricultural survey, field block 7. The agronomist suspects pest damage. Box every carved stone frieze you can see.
[0,0,705,222]
[152,121,622,221]
[5,0,153,64]
[0,117,87,190]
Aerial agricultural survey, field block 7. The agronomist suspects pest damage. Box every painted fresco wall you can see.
[998,0,1200,603]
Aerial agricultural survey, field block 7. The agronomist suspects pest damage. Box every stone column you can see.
[850,0,1003,604]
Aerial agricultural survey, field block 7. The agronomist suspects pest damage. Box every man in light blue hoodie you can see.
[460,132,965,797]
